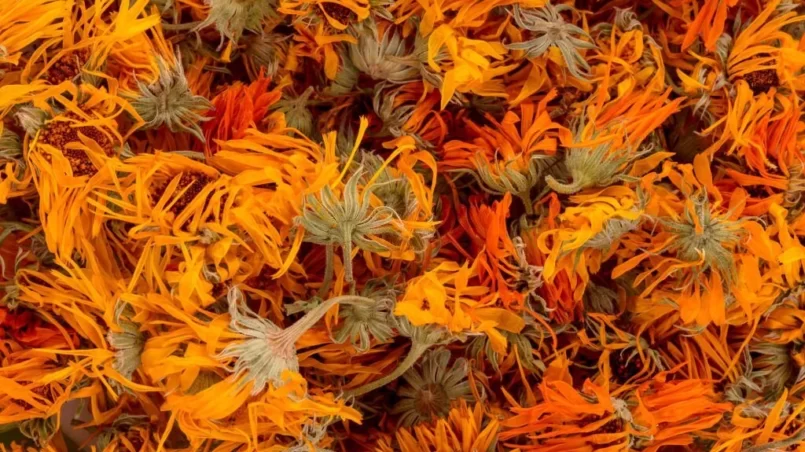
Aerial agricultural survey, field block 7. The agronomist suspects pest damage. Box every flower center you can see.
[414,383,450,419]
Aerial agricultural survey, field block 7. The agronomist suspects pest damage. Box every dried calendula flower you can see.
[107,301,145,381]
[748,341,800,401]
[274,86,316,138]
[219,286,376,394]
[296,168,399,284]
[129,56,212,141]
[469,319,549,374]
[332,281,396,352]
[583,281,619,314]
[583,216,640,251]
[244,33,287,78]
[392,347,474,426]
[359,151,415,219]
[197,0,277,46]
[507,3,596,81]
[371,87,420,142]
[545,128,650,195]
[662,197,743,278]
[19,416,58,448]
[472,153,551,214]
[348,22,418,84]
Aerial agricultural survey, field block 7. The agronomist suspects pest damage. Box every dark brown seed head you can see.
[743,69,779,94]
[169,172,214,215]
[37,112,116,177]
[609,350,643,383]
[321,2,356,24]
[246,265,273,291]
[44,49,90,85]
[578,415,623,434]
[599,417,624,434]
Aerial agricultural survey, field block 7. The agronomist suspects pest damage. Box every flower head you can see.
[296,168,400,283]
[507,3,595,80]
[129,56,212,141]
[219,287,373,393]
[392,347,474,426]
[332,282,395,352]
[348,22,418,83]
[662,196,744,278]
[198,0,277,46]
[107,302,145,381]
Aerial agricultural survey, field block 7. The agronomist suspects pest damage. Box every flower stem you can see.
[284,295,373,343]
[161,21,202,31]
[545,175,587,194]
[344,341,431,398]
[317,244,334,298]
[341,228,354,284]
[744,429,805,452]
[517,191,534,215]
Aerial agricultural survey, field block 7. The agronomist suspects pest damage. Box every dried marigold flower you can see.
[129,56,211,141]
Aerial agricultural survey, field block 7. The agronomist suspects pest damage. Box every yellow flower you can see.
[22,0,163,86]
[427,24,516,109]
[538,186,641,296]
[394,260,524,351]
[394,400,500,452]
[0,0,64,67]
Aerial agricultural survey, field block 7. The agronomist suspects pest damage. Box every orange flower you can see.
[202,75,283,157]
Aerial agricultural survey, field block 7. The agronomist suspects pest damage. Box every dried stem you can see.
[317,244,335,298]
[344,341,432,398]
[744,429,805,452]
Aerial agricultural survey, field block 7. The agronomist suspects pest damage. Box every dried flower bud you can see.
[507,3,596,80]
[348,22,418,83]
[583,282,619,314]
[219,287,374,394]
[392,347,473,426]
[545,129,649,194]
[749,341,798,401]
[130,56,212,141]
[473,153,553,213]
[0,127,22,164]
[584,217,639,251]
[245,33,287,78]
[19,415,58,448]
[333,285,395,352]
[662,197,743,278]
[372,87,415,138]
[296,168,399,283]
[274,86,316,138]
[197,0,277,45]
[107,302,144,381]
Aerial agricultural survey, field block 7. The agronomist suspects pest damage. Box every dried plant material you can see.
[2,0,805,450]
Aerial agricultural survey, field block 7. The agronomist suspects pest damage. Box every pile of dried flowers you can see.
[0,0,804,450]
